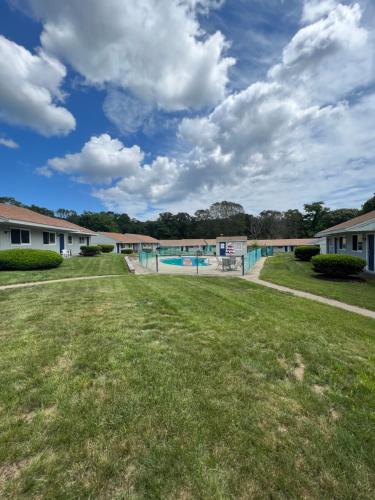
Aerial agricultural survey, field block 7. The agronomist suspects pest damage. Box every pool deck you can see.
[158,256,243,276]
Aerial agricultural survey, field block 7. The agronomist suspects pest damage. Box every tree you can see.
[325,208,360,228]
[55,208,78,220]
[303,202,330,236]
[282,209,305,238]
[0,197,22,206]
[208,201,245,219]
[362,193,375,214]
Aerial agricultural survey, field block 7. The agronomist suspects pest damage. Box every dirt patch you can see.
[0,458,31,485]
[293,353,305,381]
[312,384,326,395]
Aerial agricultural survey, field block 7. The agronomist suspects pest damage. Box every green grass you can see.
[0,275,374,498]
[0,253,127,285]
[261,253,375,311]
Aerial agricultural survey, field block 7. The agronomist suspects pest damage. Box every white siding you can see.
[0,222,90,255]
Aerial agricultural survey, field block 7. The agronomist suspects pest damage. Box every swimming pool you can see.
[161,256,210,267]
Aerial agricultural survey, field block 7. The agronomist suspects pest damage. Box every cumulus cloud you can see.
[302,0,338,23]
[19,0,234,114]
[40,2,375,216]
[0,137,19,149]
[38,134,144,184]
[0,35,75,136]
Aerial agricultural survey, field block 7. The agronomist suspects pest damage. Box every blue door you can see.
[59,234,65,253]
[219,242,226,256]
[368,235,374,272]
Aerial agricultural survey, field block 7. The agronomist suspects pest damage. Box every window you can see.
[79,236,85,244]
[43,232,56,244]
[352,234,363,251]
[68,235,73,245]
[339,237,347,250]
[11,229,30,245]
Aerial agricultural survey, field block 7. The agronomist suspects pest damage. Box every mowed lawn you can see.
[261,253,375,311]
[0,275,374,499]
[0,253,127,286]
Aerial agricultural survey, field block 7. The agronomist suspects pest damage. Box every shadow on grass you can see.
[312,274,367,284]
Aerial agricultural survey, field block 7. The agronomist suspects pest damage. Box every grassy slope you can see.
[0,275,374,498]
[0,253,127,285]
[261,253,375,311]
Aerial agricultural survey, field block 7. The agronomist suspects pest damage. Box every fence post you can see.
[196,251,199,275]
[156,253,159,273]
[242,255,245,276]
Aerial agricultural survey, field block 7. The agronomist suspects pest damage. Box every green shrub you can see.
[121,249,133,255]
[80,245,101,257]
[294,245,320,261]
[98,244,114,253]
[312,254,366,277]
[0,249,63,271]
[143,248,153,253]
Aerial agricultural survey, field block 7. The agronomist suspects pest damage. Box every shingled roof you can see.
[0,204,95,234]
[316,210,375,236]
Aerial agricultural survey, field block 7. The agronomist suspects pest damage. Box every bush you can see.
[294,245,320,261]
[143,248,153,253]
[121,249,133,255]
[80,245,101,257]
[312,254,366,277]
[0,249,63,271]
[98,244,114,253]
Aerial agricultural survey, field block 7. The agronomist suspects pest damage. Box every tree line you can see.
[1,195,374,240]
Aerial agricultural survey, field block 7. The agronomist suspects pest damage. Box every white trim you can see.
[10,227,31,246]
[42,231,57,245]
[1,218,93,235]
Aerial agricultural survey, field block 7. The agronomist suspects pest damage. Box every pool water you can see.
[161,257,210,267]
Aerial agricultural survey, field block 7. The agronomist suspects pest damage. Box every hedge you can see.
[80,245,101,257]
[121,249,133,255]
[312,254,366,277]
[294,245,320,261]
[0,249,63,271]
[98,244,114,253]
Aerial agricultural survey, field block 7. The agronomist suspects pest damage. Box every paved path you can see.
[242,257,375,320]
[0,274,125,291]
[1,258,374,320]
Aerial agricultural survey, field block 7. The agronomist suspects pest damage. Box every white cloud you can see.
[302,0,338,23]
[20,0,234,113]
[103,90,154,136]
[0,137,19,149]
[41,2,375,217]
[38,134,144,184]
[0,35,75,136]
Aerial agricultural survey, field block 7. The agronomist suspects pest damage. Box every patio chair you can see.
[222,258,231,272]
[215,256,222,270]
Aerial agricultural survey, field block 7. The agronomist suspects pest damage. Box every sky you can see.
[0,0,374,219]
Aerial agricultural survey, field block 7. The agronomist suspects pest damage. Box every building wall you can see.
[216,240,246,256]
[91,234,117,252]
[325,232,375,273]
[0,223,90,255]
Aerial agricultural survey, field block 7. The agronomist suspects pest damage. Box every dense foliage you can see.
[311,254,366,277]
[0,249,63,270]
[2,194,373,240]
[80,245,101,256]
[294,246,320,261]
[121,249,133,255]
[98,244,114,253]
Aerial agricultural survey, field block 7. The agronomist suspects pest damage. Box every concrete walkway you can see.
[0,274,124,291]
[242,257,375,320]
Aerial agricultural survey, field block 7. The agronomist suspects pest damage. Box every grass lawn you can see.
[0,275,374,498]
[261,253,375,311]
[0,253,127,286]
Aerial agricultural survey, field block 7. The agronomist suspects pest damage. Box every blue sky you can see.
[0,0,374,218]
